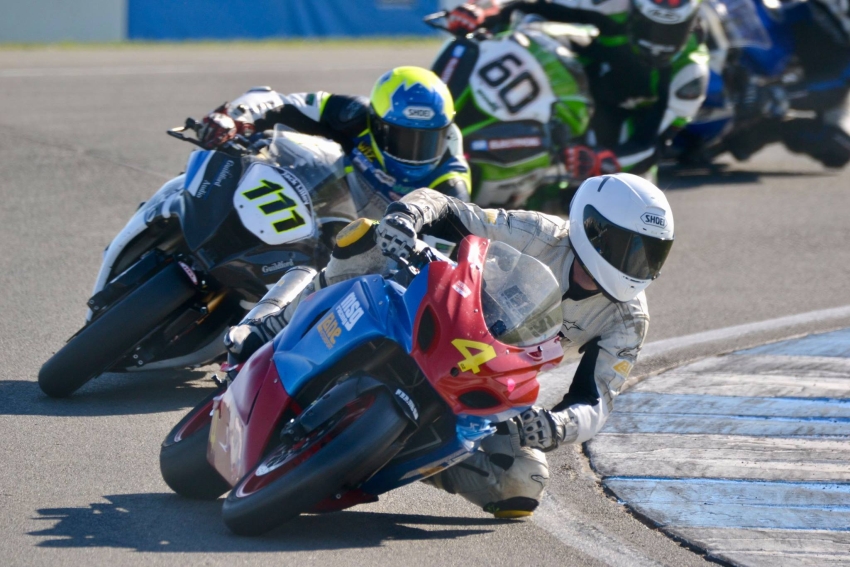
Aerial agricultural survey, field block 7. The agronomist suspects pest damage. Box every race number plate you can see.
[234,163,315,246]
[469,39,556,124]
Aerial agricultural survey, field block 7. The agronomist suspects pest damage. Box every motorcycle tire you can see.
[222,386,407,536]
[38,262,197,398]
[160,389,230,500]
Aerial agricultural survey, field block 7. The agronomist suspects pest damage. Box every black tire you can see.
[222,387,407,536]
[160,389,231,500]
[38,262,197,398]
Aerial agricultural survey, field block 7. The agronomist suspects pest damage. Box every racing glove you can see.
[563,145,621,182]
[514,406,577,452]
[375,212,417,260]
[198,104,256,150]
[446,2,501,34]
[223,316,284,362]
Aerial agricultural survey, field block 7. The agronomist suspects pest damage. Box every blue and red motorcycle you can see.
[159,235,564,535]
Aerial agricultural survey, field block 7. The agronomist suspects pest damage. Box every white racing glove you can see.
[375,213,417,260]
[514,406,576,452]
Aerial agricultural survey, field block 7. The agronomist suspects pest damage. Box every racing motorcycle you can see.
[426,11,593,207]
[670,0,850,166]
[38,123,358,398]
[159,235,564,535]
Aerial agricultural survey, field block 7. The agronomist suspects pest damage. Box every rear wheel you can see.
[222,387,407,536]
[38,262,197,398]
[160,389,230,500]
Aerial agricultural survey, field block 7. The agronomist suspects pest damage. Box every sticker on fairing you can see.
[233,163,315,245]
[469,40,556,124]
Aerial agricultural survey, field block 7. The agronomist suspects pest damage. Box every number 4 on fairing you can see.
[234,163,316,246]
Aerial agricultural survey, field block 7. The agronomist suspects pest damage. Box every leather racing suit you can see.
[272,187,648,516]
[218,87,473,217]
[480,0,710,176]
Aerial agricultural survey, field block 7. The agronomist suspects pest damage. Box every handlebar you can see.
[423,10,453,34]
[166,116,255,155]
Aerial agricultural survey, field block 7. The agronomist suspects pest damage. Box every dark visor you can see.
[629,11,695,62]
[583,205,673,281]
[371,111,449,165]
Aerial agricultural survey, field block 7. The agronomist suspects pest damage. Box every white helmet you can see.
[569,173,674,302]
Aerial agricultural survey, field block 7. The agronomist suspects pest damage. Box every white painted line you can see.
[640,304,850,359]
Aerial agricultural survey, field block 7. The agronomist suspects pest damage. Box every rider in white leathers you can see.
[226,172,675,517]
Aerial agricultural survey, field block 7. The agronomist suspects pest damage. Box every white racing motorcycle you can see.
[39,121,359,397]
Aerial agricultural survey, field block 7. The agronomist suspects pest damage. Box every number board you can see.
[469,39,556,124]
[233,163,315,245]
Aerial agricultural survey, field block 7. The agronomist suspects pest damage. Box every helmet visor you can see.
[629,7,696,64]
[583,205,673,280]
[371,111,450,165]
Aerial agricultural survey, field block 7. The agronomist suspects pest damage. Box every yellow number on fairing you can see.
[452,339,497,374]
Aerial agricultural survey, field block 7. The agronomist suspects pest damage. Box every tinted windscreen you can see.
[583,205,673,280]
[371,113,449,164]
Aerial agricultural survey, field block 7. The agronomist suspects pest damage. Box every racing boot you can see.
[423,420,549,518]
[224,219,394,361]
[224,266,316,361]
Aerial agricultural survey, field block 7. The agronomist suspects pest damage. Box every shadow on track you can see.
[28,494,497,551]
[0,369,216,417]
[658,163,833,190]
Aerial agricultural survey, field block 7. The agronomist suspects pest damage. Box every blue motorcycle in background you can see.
[670,0,850,168]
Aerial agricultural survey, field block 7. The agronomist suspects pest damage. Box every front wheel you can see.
[38,262,197,398]
[222,387,407,536]
[160,389,230,500]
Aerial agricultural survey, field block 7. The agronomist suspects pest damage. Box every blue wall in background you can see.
[128,0,441,40]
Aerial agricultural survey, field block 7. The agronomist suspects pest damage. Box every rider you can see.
[446,0,709,180]
[226,172,674,518]
[726,0,850,167]
[198,66,472,214]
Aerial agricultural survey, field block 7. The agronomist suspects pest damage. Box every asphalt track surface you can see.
[1,44,849,567]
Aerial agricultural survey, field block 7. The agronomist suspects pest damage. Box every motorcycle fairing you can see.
[270,273,418,397]
[469,37,556,124]
[410,237,562,422]
[209,341,296,485]
[233,162,316,246]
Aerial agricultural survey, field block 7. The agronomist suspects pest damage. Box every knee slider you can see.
[333,218,377,260]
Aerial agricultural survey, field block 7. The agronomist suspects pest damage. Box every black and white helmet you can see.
[629,0,702,65]
[569,173,675,302]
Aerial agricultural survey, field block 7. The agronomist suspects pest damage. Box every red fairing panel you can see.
[410,236,563,417]
[208,342,294,486]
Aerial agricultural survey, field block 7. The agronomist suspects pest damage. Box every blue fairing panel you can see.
[271,269,428,397]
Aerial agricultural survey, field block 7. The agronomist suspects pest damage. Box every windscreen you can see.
[481,241,563,347]
[261,126,357,222]
[705,0,771,49]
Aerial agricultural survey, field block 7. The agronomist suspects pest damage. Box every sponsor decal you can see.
[177,261,199,286]
[278,168,311,207]
[394,388,419,420]
[488,137,543,151]
[618,346,640,359]
[452,281,472,298]
[562,319,583,332]
[452,45,466,58]
[305,93,316,105]
[403,106,435,120]
[440,57,460,84]
[336,292,364,331]
[318,312,342,348]
[641,212,667,228]
[613,360,633,377]
[470,140,488,151]
[261,259,294,274]
[373,168,396,187]
[452,339,497,374]
[356,142,377,162]
[195,180,211,200]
